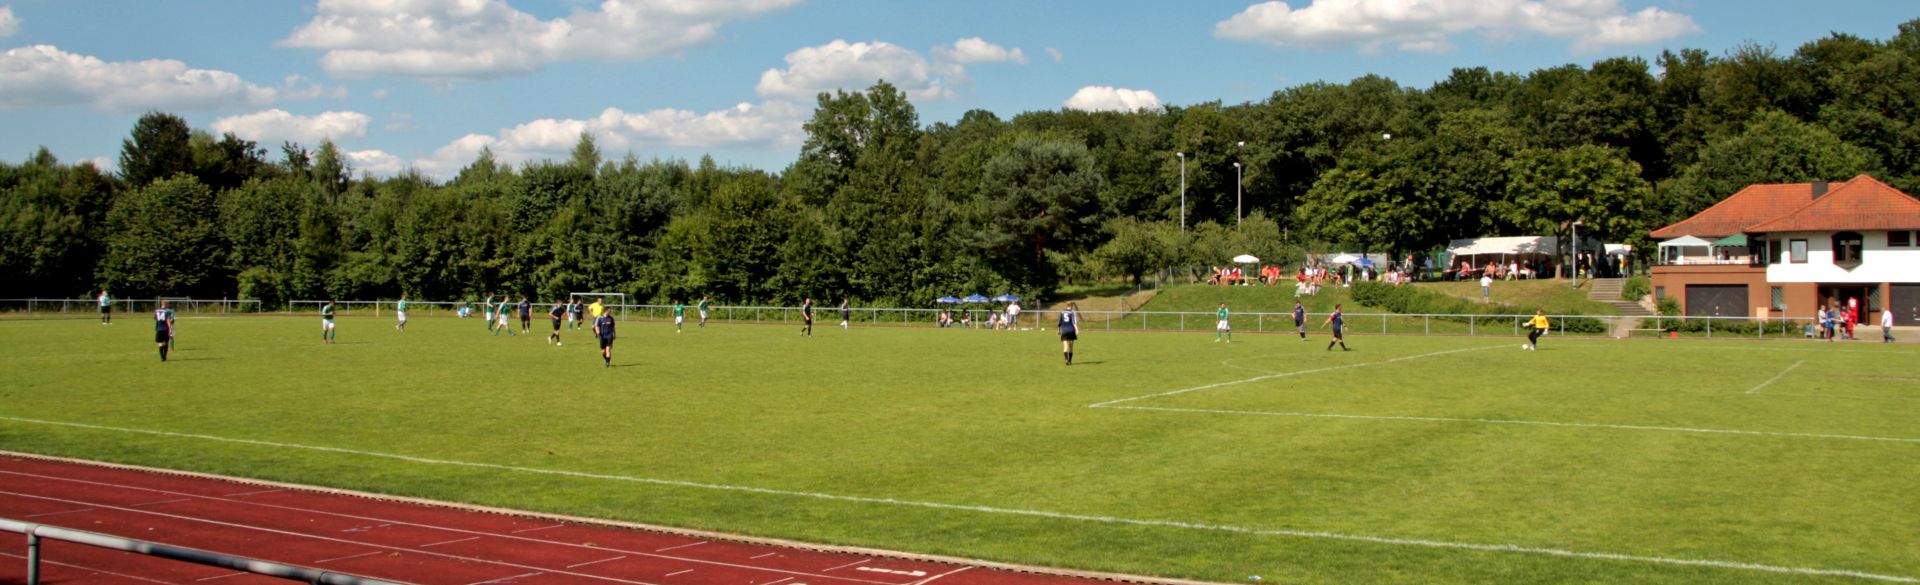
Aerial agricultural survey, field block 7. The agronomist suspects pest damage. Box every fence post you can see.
[1469,315,1475,336]
[1425,315,1430,336]
[27,529,40,585]
[1382,314,1387,335]
[1258,314,1264,332]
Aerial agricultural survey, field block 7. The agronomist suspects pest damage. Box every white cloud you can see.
[347,149,408,176]
[211,109,371,146]
[414,101,806,176]
[757,39,956,102]
[1045,47,1064,63]
[1214,0,1699,53]
[278,75,349,101]
[282,0,799,79]
[0,45,277,111]
[1064,86,1161,112]
[0,6,20,39]
[935,37,1026,64]
[385,112,417,133]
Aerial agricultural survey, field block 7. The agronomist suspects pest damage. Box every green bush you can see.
[1656,297,1681,316]
[1350,282,1607,334]
[1621,276,1651,301]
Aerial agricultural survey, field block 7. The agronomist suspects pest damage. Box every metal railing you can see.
[2,517,404,585]
[260,300,1859,341]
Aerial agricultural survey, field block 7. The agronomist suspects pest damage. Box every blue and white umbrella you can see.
[991,294,1022,302]
[935,296,962,305]
[961,294,991,303]
[1353,258,1375,268]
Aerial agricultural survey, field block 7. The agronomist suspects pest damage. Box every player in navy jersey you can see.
[548,300,566,345]
[1293,300,1308,341]
[800,298,814,337]
[1058,302,1080,365]
[592,310,617,367]
[1321,303,1349,351]
[153,300,174,361]
[518,296,532,333]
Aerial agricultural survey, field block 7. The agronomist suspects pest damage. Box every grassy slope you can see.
[1,315,1916,584]
[1412,278,1621,315]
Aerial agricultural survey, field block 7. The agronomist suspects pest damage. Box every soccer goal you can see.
[569,292,627,321]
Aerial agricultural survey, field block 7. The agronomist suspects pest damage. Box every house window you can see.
[1655,286,1665,299]
[1833,231,1864,265]
[1771,286,1785,311]
[1891,231,1913,248]
[1789,239,1808,263]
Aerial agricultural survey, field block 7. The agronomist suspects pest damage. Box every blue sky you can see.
[0,1,1913,178]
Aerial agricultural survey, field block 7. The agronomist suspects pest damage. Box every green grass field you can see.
[2,314,1917,584]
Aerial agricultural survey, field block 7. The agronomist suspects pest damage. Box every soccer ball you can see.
[557,341,563,346]
[1521,344,1528,350]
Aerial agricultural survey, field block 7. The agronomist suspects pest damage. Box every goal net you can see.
[569,292,627,321]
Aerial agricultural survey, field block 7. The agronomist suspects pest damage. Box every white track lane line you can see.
[469,571,544,585]
[653,541,706,552]
[1745,360,1806,394]
[2,417,1916,583]
[1089,345,1505,408]
[911,565,976,585]
[567,555,627,569]
[0,490,661,585]
[0,469,896,585]
[0,551,173,584]
[1102,405,1920,444]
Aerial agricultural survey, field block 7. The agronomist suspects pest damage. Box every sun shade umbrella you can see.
[935,296,962,305]
[1232,254,1260,264]
[961,294,991,303]
[1329,253,1359,265]
[992,294,1022,302]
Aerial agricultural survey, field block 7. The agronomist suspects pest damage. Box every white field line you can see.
[1745,360,1806,394]
[1759,392,1920,402]
[1089,345,1505,408]
[1101,405,1920,444]
[0,416,1914,583]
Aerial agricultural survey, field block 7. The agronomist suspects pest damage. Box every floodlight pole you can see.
[1235,141,1245,226]
[1176,152,1187,232]
[1571,219,1583,286]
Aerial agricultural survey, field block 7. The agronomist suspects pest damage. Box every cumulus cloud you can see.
[1214,0,1699,53]
[211,109,371,147]
[1064,86,1161,112]
[0,45,276,111]
[282,0,799,78]
[0,6,20,39]
[347,149,409,176]
[415,101,806,176]
[756,39,956,101]
[278,75,349,101]
[1045,47,1064,63]
[935,37,1026,64]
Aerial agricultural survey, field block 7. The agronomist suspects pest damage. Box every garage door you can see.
[1893,284,1920,326]
[1685,284,1748,317]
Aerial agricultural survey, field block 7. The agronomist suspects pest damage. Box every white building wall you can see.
[1766,230,1920,283]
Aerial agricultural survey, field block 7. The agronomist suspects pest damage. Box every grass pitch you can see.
[1,314,1916,584]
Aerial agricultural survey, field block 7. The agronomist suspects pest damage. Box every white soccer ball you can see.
[1521,344,1528,350]
[557,341,563,346]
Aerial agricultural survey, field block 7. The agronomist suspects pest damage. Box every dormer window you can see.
[1832,231,1864,268]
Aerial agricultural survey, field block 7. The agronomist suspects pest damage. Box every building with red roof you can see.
[1650,175,1920,327]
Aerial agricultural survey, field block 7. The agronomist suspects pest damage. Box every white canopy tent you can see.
[1232,254,1260,264]
[1657,235,1713,264]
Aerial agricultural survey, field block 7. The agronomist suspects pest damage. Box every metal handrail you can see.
[1,517,405,585]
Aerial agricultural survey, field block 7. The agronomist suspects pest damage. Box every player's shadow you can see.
[1073,360,1104,366]
[171,357,222,362]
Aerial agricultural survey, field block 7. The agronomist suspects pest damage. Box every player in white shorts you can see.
[395,294,409,331]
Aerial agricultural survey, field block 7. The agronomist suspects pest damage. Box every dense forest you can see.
[3,20,1916,306]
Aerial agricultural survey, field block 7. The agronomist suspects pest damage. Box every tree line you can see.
[3,20,1916,306]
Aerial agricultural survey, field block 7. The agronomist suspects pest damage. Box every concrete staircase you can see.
[1588,278,1654,337]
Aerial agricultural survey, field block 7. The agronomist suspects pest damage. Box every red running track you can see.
[0,454,1170,585]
